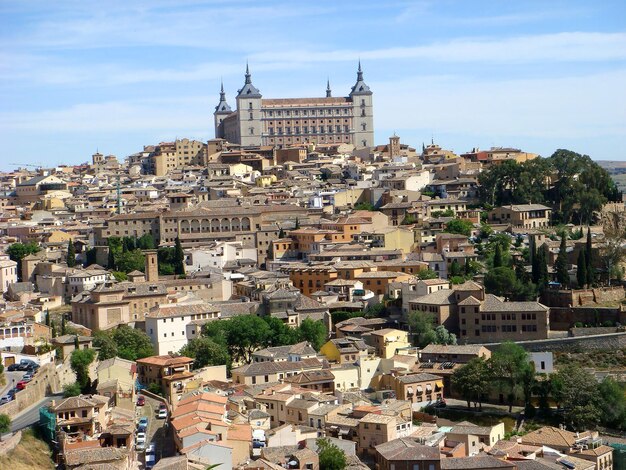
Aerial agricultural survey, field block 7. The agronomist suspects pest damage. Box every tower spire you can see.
[357,59,363,81]
[245,61,251,84]
[220,79,226,100]
[326,78,332,98]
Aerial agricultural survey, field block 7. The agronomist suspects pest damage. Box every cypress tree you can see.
[577,248,587,288]
[585,227,594,286]
[107,245,116,270]
[45,309,50,326]
[61,316,66,336]
[536,246,549,289]
[51,324,57,338]
[174,237,185,276]
[493,244,503,268]
[74,335,80,350]
[295,217,300,229]
[555,235,569,286]
[66,239,76,267]
[531,244,539,284]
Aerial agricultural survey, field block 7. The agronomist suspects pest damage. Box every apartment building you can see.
[136,354,194,405]
[488,204,552,229]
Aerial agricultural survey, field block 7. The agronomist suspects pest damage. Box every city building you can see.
[214,63,374,148]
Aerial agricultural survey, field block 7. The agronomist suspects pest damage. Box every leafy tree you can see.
[84,247,97,267]
[444,219,474,237]
[408,311,455,348]
[364,303,386,318]
[180,337,231,370]
[107,236,123,269]
[7,241,40,280]
[576,248,587,288]
[70,348,96,392]
[452,358,490,409]
[174,237,185,275]
[51,323,57,338]
[111,325,154,361]
[207,315,272,363]
[484,267,518,300]
[353,201,375,211]
[63,382,82,397]
[449,260,462,278]
[551,364,601,430]
[298,319,327,351]
[554,234,569,286]
[263,316,300,346]
[598,377,626,430]
[111,271,128,282]
[416,268,439,280]
[317,438,346,470]
[330,311,364,325]
[158,247,177,275]
[92,330,119,360]
[489,342,533,412]
[61,316,67,335]
[147,383,164,396]
[116,249,145,273]
[0,414,11,436]
[74,335,80,350]
[66,239,76,267]
[136,234,155,250]
[479,223,493,239]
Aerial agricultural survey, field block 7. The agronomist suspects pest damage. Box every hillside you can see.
[0,430,55,470]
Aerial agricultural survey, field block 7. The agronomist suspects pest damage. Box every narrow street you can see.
[136,394,175,467]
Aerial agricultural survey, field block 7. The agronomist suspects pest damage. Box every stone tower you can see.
[236,63,263,147]
[213,80,232,140]
[389,134,401,159]
[350,61,374,148]
[144,250,158,283]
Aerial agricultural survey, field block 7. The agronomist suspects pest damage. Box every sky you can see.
[1,0,625,169]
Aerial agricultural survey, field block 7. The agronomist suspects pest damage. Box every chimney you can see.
[144,250,158,283]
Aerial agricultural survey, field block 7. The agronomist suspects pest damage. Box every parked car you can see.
[0,395,11,405]
[145,444,156,469]
[16,380,28,390]
[252,439,266,448]
[136,395,145,406]
[7,363,20,371]
[136,432,147,450]
[158,403,167,411]
[157,409,167,419]
[17,363,31,371]
[433,399,447,408]
[22,373,33,382]
[7,389,16,399]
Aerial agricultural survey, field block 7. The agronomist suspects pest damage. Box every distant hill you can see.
[597,161,626,192]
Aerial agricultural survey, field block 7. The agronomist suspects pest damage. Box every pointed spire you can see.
[245,61,251,84]
[326,78,332,98]
[215,79,232,114]
[357,59,363,81]
[350,59,371,96]
[219,79,226,100]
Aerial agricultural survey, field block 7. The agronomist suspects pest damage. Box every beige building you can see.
[136,354,194,405]
[488,204,552,229]
[52,394,111,437]
[71,282,130,331]
[146,138,208,176]
[365,328,412,359]
[96,357,137,407]
[231,358,323,386]
[0,258,18,292]
[446,422,505,456]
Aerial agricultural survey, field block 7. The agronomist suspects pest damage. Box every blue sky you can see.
[1,0,625,169]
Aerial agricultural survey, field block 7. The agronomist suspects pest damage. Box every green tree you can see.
[116,249,145,273]
[111,325,154,361]
[493,244,503,268]
[61,316,67,335]
[0,414,11,436]
[220,315,272,363]
[489,342,533,413]
[452,358,491,409]
[66,239,76,267]
[74,335,80,350]
[433,325,457,345]
[7,241,40,281]
[551,364,601,430]
[147,383,164,396]
[70,348,96,392]
[174,237,185,275]
[179,337,231,370]
[444,219,474,237]
[107,236,123,269]
[576,248,587,288]
[264,316,300,346]
[63,382,82,397]
[330,311,364,325]
[484,267,518,300]
[317,438,346,470]
[92,330,118,360]
[586,227,595,286]
[598,377,626,430]
[554,234,569,286]
[136,234,155,250]
[297,319,327,351]
[408,311,456,348]
[416,268,439,280]
[84,247,97,267]
[449,259,462,278]
[51,323,57,338]
[45,310,50,326]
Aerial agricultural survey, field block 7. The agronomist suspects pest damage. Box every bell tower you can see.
[236,63,263,146]
[213,80,232,139]
[350,61,374,148]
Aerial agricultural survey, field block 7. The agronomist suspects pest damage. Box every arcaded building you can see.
[214,63,374,148]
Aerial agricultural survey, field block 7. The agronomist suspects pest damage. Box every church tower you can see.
[349,61,374,148]
[236,63,263,147]
[213,80,232,139]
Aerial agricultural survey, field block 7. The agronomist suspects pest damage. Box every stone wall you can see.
[550,306,625,330]
[0,430,22,456]
[0,363,61,418]
[483,331,626,353]
[541,286,625,308]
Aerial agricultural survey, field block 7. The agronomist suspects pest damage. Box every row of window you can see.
[268,125,357,135]
[266,108,350,117]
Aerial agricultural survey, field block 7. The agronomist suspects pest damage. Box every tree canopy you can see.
[70,348,96,392]
[179,337,231,370]
[317,438,346,470]
[478,149,620,224]
[93,325,154,361]
[407,310,456,348]
[444,219,474,237]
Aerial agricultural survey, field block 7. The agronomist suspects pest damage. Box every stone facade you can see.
[215,63,374,148]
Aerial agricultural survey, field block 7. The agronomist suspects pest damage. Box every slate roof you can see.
[375,437,441,461]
